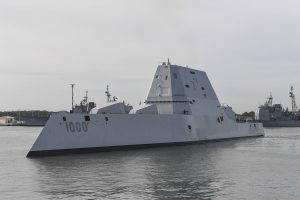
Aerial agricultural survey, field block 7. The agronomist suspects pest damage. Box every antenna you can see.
[113,96,118,102]
[70,84,75,111]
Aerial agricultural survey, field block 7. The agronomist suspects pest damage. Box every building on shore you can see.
[0,110,53,126]
[0,116,18,126]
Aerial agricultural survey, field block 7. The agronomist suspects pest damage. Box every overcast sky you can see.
[1,0,300,113]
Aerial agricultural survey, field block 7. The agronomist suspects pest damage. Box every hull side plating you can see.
[27,113,264,157]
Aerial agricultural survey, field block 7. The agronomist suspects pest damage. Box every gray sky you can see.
[1,0,300,113]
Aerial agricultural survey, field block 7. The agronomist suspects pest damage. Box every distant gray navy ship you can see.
[27,60,265,157]
[259,87,300,127]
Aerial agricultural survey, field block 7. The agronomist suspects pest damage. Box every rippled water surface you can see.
[0,126,300,199]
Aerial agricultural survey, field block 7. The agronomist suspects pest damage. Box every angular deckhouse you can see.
[27,62,264,157]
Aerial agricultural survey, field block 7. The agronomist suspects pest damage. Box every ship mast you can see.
[70,84,75,112]
[84,91,88,104]
[289,86,298,112]
[105,85,118,103]
[265,93,273,107]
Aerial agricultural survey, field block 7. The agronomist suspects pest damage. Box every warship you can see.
[259,87,300,127]
[27,61,264,157]
[21,116,49,126]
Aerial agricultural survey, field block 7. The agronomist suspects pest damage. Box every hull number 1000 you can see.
[65,122,88,133]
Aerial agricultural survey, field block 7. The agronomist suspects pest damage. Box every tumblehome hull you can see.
[27,113,264,157]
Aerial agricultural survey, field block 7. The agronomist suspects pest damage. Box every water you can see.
[0,127,300,200]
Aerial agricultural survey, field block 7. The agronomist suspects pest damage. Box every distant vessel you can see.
[27,61,264,157]
[259,87,300,127]
[21,116,49,126]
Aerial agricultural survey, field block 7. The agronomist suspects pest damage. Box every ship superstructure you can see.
[27,61,264,157]
[259,87,300,127]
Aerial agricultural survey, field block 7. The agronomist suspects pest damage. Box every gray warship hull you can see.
[259,87,300,128]
[262,120,300,127]
[27,62,264,157]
